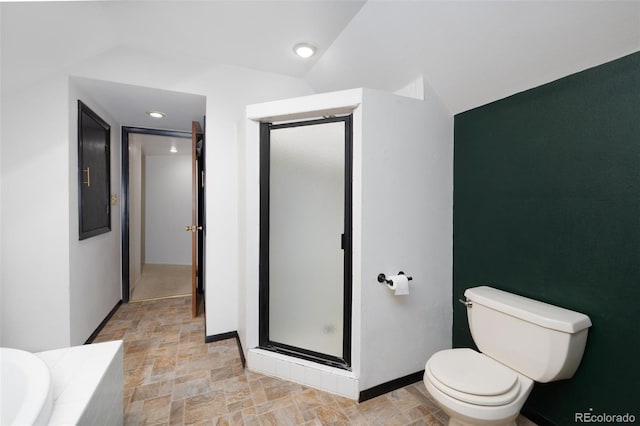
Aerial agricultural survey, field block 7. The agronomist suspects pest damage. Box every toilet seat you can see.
[426,349,521,406]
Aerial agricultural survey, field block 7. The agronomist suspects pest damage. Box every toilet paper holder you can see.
[377,271,413,285]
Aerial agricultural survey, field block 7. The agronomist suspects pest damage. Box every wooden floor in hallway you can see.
[93,296,538,425]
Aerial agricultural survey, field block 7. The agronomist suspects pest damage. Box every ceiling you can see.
[306,1,640,113]
[73,77,206,132]
[2,1,639,120]
[99,1,366,79]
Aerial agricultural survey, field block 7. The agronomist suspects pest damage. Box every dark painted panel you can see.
[78,101,111,240]
[454,52,640,424]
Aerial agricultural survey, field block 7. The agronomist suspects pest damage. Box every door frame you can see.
[258,114,353,369]
[190,121,205,317]
[121,126,205,303]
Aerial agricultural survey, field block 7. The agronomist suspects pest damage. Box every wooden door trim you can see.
[191,121,203,317]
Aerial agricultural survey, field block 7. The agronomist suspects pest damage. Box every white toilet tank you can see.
[464,286,592,383]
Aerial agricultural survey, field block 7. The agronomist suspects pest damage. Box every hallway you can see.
[93,297,536,425]
[130,264,191,301]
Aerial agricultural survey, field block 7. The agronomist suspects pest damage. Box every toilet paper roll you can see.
[387,274,410,296]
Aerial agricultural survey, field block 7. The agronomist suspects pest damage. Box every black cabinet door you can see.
[78,101,111,240]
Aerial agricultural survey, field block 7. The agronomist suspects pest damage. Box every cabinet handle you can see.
[83,167,91,187]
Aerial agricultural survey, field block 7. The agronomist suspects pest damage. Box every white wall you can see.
[73,55,313,337]
[144,155,191,265]
[244,88,453,393]
[194,67,314,336]
[358,88,453,390]
[1,75,72,350]
[1,31,314,349]
[68,82,122,346]
[128,140,143,289]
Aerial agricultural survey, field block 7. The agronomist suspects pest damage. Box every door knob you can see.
[185,225,203,232]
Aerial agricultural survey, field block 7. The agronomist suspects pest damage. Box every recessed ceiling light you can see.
[169,146,177,153]
[146,110,166,119]
[293,43,316,59]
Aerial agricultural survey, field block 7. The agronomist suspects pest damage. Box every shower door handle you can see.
[341,234,345,250]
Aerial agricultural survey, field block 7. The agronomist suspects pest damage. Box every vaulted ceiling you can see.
[2,1,639,118]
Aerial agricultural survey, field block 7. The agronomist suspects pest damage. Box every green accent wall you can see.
[453,51,640,425]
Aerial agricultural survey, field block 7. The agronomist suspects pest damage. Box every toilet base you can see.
[439,406,518,426]
[447,417,516,426]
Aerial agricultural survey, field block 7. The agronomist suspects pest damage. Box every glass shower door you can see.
[260,116,352,367]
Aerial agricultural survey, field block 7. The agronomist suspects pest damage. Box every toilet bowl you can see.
[424,348,533,426]
[424,286,591,426]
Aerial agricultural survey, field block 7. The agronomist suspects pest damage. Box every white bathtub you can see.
[0,347,53,426]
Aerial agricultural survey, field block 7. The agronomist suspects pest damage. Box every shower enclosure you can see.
[259,116,353,369]
[245,88,452,401]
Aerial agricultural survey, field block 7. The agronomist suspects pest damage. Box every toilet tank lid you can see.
[465,286,592,333]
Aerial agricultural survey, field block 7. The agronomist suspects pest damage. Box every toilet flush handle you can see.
[458,298,472,308]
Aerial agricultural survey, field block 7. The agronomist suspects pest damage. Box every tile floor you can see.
[94,296,537,426]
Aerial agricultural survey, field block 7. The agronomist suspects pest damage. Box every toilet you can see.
[424,286,592,426]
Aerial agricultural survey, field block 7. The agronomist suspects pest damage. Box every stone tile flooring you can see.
[94,296,537,425]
